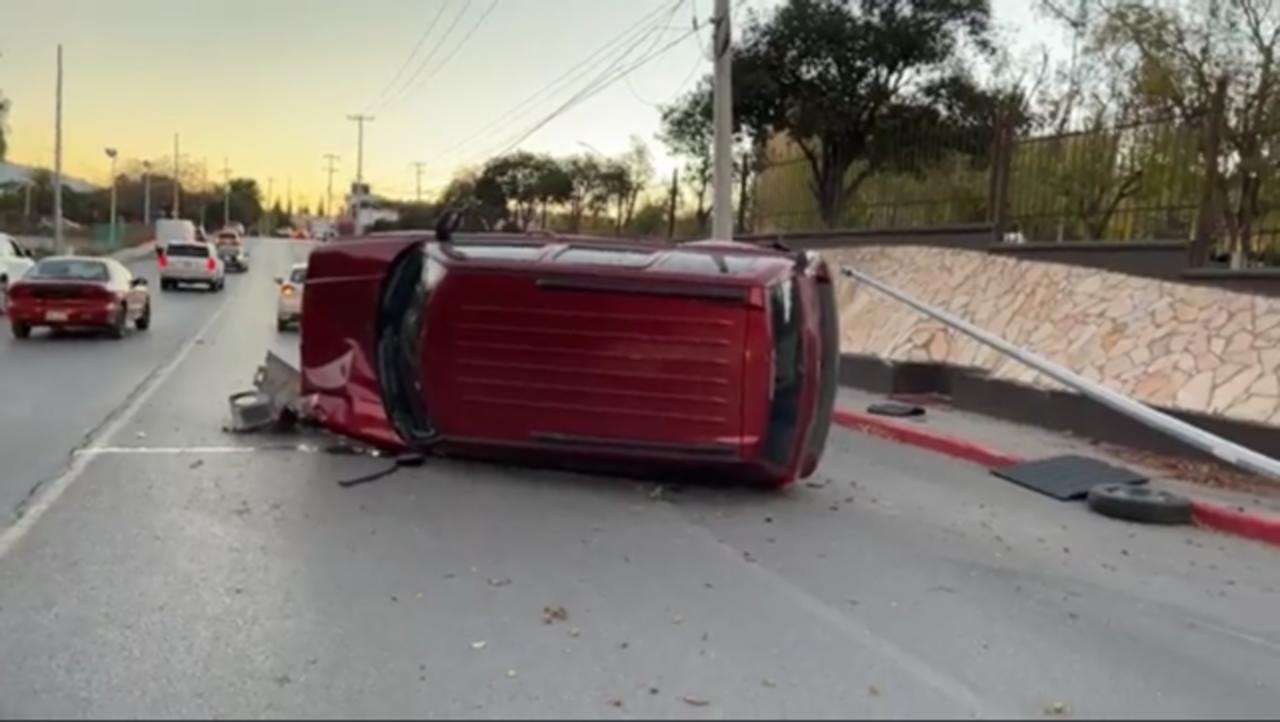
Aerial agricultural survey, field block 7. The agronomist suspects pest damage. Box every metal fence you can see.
[754,112,1280,266]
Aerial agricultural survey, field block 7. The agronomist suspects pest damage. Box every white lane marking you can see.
[0,302,230,561]
[72,444,318,456]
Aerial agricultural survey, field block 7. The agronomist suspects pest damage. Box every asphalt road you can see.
[0,238,1277,718]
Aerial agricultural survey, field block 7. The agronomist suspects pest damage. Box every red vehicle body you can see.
[7,256,151,339]
[299,233,839,486]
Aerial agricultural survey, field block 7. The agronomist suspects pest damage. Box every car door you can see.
[114,262,143,319]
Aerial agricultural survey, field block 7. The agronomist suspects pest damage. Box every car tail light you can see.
[157,253,168,269]
[280,283,295,297]
[206,257,216,272]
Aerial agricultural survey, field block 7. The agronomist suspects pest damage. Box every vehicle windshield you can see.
[28,259,109,282]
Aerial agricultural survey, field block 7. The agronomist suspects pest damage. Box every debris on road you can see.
[868,684,881,697]
[470,641,487,650]
[505,669,518,679]
[568,627,581,638]
[762,678,777,688]
[542,605,568,624]
[1044,701,1071,716]
[607,698,624,708]
[681,696,711,707]
[867,401,926,418]
[487,577,512,588]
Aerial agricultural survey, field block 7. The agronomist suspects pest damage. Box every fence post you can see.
[988,107,1014,243]
[1191,75,1228,268]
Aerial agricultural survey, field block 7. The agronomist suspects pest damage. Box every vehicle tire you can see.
[108,304,128,339]
[277,317,288,332]
[0,275,8,315]
[1086,484,1192,525]
[135,301,151,331]
[11,321,30,339]
[160,279,173,292]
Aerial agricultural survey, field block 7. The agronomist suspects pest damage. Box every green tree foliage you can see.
[735,0,1000,226]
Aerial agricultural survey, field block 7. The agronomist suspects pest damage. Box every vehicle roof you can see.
[34,255,110,264]
[366,232,800,286]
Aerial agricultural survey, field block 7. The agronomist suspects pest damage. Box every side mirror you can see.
[274,277,283,285]
[131,277,148,288]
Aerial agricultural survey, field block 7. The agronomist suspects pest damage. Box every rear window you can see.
[217,233,240,243]
[166,244,209,258]
[289,267,307,284]
[30,259,110,281]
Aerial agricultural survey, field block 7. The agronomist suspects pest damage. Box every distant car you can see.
[214,229,250,272]
[275,262,307,331]
[6,256,150,339]
[299,224,840,487]
[0,233,37,314]
[158,240,225,291]
[229,221,247,237]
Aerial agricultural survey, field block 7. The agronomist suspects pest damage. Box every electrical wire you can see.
[381,0,501,115]
[364,1,452,113]
[375,0,476,113]
[431,0,686,164]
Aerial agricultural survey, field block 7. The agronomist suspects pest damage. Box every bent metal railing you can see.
[839,265,1280,481]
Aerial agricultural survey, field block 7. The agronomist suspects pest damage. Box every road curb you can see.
[832,408,1025,468]
[832,405,1280,549]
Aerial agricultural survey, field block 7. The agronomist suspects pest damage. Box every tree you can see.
[531,157,572,229]
[0,92,9,161]
[734,0,998,227]
[659,79,714,231]
[563,155,602,232]
[1065,0,1280,263]
[620,135,654,227]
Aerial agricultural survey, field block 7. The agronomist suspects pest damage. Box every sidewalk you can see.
[836,387,1280,517]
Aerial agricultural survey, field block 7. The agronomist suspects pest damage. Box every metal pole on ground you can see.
[839,264,1280,481]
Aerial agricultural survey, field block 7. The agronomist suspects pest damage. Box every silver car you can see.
[159,241,226,291]
[275,262,306,330]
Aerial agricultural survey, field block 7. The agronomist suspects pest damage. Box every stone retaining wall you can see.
[828,246,1280,427]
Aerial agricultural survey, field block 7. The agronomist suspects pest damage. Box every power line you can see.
[383,0,501,114]
[377,0,476,112]
[431,0,686,164]
[365,1,452,112]
[453,5,688,166]
[478,26,700,162]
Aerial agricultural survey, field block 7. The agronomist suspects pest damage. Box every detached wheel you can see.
[1087,484,1192,525]
[11,321,30,339]
[135,301,151,331]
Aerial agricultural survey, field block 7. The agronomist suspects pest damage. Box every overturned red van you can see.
[299,227,839,486]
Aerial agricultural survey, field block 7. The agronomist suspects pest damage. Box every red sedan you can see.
[298,220,839,487]
[7,256,152,340]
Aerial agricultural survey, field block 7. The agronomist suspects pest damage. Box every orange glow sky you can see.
[1,0,1054,207]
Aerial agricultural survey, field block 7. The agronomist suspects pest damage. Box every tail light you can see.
[280,284,295,297]
[206,257,217,272]
[157,253,168,269]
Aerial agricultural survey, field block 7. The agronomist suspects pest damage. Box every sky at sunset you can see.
[1,0,1061,207]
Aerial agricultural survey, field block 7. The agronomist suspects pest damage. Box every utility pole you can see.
[264,177,274,235]
[347,114,374,235]
[322,154,339,218]
[286,177,292,216]
[710,0,733,241]
[172,133,181,217]
[142,161,152,225]
[347,114,374,183]
[412,161,427,202]
[666,167,679,239]
[53,44,64,252]
[221,157,232,227]
[105,147,118,249]
[23,181,32,220]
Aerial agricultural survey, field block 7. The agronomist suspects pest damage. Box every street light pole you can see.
[322,154,339,219]
[142,161,152,225]
[412,161,427,202]
[710,0,733,242]
[172,133,181,217]
[222,157,232,227]
[105,147,118,249]
[347,114,374,183]
[53,44,64,252]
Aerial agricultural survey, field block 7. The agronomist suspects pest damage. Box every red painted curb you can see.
[833,405,1280,549]
[1191,500,1280,548]
[832,408,1026,469]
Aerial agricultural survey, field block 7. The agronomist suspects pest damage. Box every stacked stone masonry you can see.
[828,246,1280,428]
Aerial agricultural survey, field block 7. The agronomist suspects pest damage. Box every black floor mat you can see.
[990,454,1148,501]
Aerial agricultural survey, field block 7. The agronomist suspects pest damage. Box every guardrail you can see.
[839,264,1280,481]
